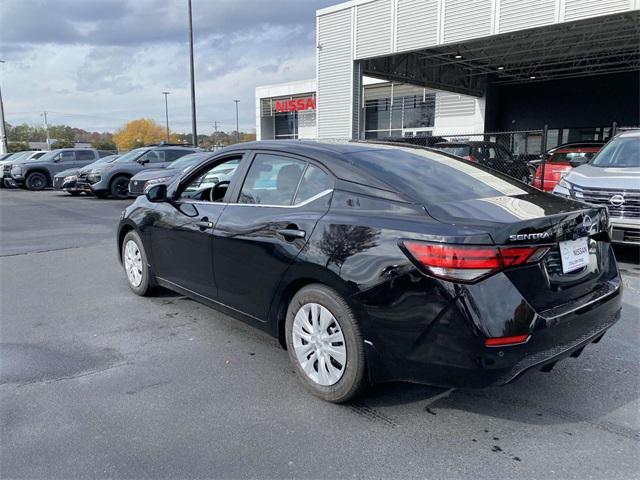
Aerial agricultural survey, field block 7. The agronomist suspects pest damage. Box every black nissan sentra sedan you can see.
[117,141,622,402]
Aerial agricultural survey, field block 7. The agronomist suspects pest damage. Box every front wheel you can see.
[110,175,130,199]
[285,284,367,403]
[121,230,153,296]
[25,172,48,190]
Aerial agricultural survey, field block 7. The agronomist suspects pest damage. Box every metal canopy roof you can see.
[362,11,639,97]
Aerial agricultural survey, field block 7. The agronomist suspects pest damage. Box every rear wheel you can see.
[25,172,48,191]
[68,191,81,196]
[110,175,130,199]
[285,284,366,403]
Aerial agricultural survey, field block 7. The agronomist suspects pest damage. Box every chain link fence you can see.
[380,123,629,187]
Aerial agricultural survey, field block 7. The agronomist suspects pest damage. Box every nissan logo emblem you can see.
[582,215,593,233]
[610,194,625,207]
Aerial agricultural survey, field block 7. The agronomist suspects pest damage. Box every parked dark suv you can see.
[7,148,114,190]
[86,145,198,199]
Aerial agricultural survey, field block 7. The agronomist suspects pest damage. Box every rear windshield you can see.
[550,151,598,163]
[590,136,639,168]
[346,147,527,203]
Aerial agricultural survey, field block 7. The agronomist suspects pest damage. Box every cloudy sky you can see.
[0,0,336,134]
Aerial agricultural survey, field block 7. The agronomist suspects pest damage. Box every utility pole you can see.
[42,111,51,150]
[0,60,8,154]
[187,0,198,147]
[233,100,240,143]
[162,91,170,142]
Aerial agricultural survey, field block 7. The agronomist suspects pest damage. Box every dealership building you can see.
[257,0,639,149]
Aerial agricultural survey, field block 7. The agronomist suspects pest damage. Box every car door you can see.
[52,150,78,175]
[213,151,334,322]
[76,150,98,168]
[148,153,246,299]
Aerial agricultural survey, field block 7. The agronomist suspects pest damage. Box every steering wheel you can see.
[209,180,231,202]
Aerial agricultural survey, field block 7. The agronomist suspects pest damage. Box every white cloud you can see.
[0,0,334,134]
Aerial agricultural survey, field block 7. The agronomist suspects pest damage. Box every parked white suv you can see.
[553,130,640,245]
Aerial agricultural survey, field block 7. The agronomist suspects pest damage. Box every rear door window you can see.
[294,164,333,205]
[239,154,305,206]
[76,150,96,161]
[166,149,192,162]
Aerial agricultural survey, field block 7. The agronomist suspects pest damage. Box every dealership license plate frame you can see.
[559,237,590,273]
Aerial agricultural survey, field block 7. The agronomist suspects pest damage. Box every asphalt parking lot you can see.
[1,189,639,479]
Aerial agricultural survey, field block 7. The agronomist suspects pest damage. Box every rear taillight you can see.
[463,155,477,162]
[485,334,531,347]
[401,241,549,283]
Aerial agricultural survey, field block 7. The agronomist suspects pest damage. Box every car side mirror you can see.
[569,158,588,168]
[146,184,167,203]
[137,157,149,165]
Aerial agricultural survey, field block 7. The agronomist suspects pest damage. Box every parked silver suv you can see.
[553,130,640,245]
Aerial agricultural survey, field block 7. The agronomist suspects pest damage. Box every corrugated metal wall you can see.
[355,0,393,58]
[443,0,493,44]
[499,0,556,33]
[436,93,476,117]
[564,0,631,21]
[396,0,439,52]
[316,0,638,138]
[317,9,353,138]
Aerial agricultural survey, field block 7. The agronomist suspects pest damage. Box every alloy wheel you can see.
[115,179,129,197]
[124,240,143,287]
[292,302,346,386]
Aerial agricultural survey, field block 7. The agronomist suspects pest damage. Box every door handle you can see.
[195,220,214,229]
[277,228,306,240]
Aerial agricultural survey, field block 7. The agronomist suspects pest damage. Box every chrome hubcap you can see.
[292,303,346,386]
[124,240,143,287]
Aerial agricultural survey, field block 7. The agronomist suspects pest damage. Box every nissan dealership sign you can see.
[275,97,316,113]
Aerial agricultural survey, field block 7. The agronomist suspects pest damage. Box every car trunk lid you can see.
[424,194,617,313]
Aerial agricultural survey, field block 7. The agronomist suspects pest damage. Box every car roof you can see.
[616,129,640,138]
[149,145,197,150]
[220,140,467,197]
[432,141,499,147]
[547,141,604,152]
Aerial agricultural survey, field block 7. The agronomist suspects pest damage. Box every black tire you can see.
[285,284,367,403]
[25,172,48,191]
[110,175,130,199]
[68,191,81,196]
[121,230,154,296]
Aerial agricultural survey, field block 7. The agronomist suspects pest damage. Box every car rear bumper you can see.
[361,273,623,389]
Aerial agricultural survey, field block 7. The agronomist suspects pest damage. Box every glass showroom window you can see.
[275,112,298,139]
[364,94,436,139]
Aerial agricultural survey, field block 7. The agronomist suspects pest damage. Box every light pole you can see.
[233,99,240,143]
[162,91,170,142]
[41,111,51,150]
[0,60,8,154]
[187,0,198,147]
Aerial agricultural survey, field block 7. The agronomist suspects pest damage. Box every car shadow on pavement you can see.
[358,356,639,434]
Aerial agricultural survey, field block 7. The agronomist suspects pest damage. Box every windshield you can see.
[169,153,207,171]
[347,146,526,204]
[23,152,47,162]
[590,137,640,168]
[114,148,148,163]
[7,151,33,162]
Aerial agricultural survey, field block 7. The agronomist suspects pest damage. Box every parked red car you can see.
[533,142,604,191]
